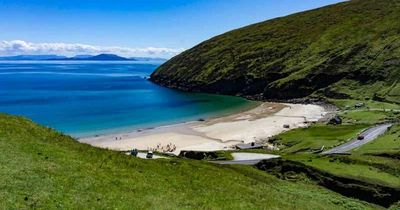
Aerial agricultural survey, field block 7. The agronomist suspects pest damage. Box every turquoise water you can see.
[0,61,254,137]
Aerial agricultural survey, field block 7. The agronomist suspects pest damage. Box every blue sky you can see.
[0,0,344,57]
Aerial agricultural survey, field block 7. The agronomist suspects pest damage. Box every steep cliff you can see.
[151,0,400,102]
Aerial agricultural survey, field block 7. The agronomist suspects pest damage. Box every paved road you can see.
[322,124,392,154]
[212,153,280,165]
[215,159,267,165]
[126,152,168,159]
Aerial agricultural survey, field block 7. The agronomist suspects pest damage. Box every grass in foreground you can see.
[0,114,373,209]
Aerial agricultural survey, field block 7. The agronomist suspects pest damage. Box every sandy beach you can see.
[79,102,326,155]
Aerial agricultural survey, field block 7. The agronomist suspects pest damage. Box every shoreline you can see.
[74,99,260,139]
[79,102,327,155]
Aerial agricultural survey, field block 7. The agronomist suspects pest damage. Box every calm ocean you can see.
[0,61,254,137]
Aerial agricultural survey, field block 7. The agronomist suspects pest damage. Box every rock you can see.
[327,115,342,125]
[179,151,218,160]
[354,103,365,109]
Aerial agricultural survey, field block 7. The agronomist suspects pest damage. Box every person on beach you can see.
[130,149,138,157]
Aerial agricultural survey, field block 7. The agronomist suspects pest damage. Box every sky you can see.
[0,0,344,58]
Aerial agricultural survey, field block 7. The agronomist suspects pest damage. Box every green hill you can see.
[0,113,375,209]
[151,0,400,103]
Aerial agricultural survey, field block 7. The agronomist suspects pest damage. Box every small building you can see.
[235,142,263,150]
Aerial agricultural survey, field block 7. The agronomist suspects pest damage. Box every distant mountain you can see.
[130,57,167,62]
[0,54,167,62]
[84,54,129,61]
[0,55,67,60]
[48,53,129,61]
[70,55,93,59]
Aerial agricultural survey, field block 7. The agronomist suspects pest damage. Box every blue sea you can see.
[0,61,254,137]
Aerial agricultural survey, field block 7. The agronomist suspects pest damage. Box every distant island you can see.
[0,54,167,61]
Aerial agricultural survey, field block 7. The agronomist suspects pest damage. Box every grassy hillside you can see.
[264,109,400,208]
[270,123,400,188]
[151,0,400,102]
[0,113,375,209]
[272,124,368,154]
[353,124,400,155]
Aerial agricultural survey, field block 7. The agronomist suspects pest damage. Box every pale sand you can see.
[79,102,326,155]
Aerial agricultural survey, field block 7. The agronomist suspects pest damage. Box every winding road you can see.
[322,123,392,154]
[213,124,392,165]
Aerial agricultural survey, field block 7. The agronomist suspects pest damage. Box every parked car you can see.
[357,135,365,140]
[146,151,154,159]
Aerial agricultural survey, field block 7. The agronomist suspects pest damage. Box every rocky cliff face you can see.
[151,0,400,103]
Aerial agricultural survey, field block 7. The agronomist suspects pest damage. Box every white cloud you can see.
[0,40,185,58]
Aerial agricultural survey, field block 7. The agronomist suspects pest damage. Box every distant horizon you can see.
[0,40,184,59]
[0,0,344,58]
[0,53,168,60]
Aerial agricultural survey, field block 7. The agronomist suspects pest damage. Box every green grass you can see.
[0,114,374,209]
[353,124,400,155]
[340,110,397,124]
[152,0,400,101]
[272,124,368,154]
[213,150,234,160]
[149,0,400,198]
[390,202,400,210]
[344,155,400,178]
[270,111,400,191]
[328,99,400,110]
[285,154,400,188]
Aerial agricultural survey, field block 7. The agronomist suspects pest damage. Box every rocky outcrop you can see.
[178,151,224,160]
